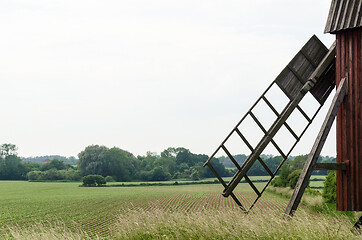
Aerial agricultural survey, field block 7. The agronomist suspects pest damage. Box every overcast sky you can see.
[0,0,337,158]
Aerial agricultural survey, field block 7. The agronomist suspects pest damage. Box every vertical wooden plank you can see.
[348,30,354,210]
[357,29,362,210]
[336,32,342,210]
[336,28,362,211]
[356,29,362,210]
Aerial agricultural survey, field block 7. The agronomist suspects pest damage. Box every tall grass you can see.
[3,207,362,239]
[267,186,324,210]
[3,221,95,240]
[112,207,361,239]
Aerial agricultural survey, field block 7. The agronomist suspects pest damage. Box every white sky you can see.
[0,0,337,158]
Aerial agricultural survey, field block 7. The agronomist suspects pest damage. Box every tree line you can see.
[77,145,229,181]
[0,143,336,182]
[0,144,230,181]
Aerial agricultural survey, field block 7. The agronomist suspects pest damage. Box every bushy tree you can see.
[78,145,108,176]
[82,175,106,186]
[271,157,307,188]
[287,169,302,189]
[0,144,24,180]
[104,147,137,181]
[105,176,115,182]
[322,171,336,203]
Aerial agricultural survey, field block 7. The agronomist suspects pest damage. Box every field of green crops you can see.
[1,178,360,239]
[0,180,290,238]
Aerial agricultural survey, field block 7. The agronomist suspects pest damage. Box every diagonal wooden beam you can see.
[284,77,347,217]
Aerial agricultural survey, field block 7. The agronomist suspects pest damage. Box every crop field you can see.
[0,181,289,238]
[1,179,359,239]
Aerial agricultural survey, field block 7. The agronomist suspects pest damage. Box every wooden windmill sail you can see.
[204,0,362,214]
[204,35,337,212]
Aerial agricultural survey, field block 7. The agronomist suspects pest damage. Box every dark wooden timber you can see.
[284,77,347,217]
[314,162,347,171]
[335,28,362,211]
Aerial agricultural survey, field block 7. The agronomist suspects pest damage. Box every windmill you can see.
[204,0,362,215]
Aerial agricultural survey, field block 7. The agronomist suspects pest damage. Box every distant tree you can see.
[82,175,106,186]
[151,166,171,181]
[78,145,108,176]
[0,144,24,180]
[105,176,115,182]
[271,161,292,187]
[104,147,137,181]
[0,144,18,158]
[40,159,67,171]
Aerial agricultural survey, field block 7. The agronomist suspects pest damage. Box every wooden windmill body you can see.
[325,0,362,211]
[204,0,362,214]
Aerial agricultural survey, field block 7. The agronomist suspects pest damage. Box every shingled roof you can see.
[324,0,362,33]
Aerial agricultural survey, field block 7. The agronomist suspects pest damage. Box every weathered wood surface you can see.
[324,0,362,33]
[336,28,362,211]
[276,36,328,100]
[284,77,347,217]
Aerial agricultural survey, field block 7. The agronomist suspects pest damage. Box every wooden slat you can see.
[283,122,299,140]
[235,128,254,152]
[258,157,274,177]
[284,77,347,217]
[297,105,312,123]
[270,139,286,159]
[249,111,267,133]
[221,145,241,170]
[262,96,280,117]
[244,175,261,196]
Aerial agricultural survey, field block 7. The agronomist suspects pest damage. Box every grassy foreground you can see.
[0,181,361,239]
[4,208,362,239]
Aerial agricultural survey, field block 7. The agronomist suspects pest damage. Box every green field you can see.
[0,181,288,236]
[1,179,359,239]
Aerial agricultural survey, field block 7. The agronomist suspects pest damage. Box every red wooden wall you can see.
[335,27,362,211]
